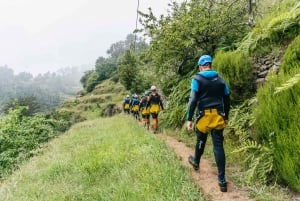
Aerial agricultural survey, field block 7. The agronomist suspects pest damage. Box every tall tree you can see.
[118,50,138,91]
[95,57,117,82]
[137,0,252,95]
[106,34,148,58]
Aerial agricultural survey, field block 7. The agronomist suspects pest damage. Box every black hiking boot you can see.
[218,180,227,192]
[188,155,199,171]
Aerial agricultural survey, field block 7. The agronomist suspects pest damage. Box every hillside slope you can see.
[0,116,205,201]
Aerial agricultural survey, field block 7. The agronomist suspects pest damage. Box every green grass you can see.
[0,115,205,201]
[60,79,128,122]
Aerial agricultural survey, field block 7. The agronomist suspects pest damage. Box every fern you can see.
[237,0,300,55]
[233,132,275,184]
[229,100,275,184]
[274,74,300,94]
[227,98,256,138]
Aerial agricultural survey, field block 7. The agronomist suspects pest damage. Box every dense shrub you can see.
[85,71,100,93]
[159,76,190,129]
[0,106,69,177]
[213,51,256,104]
[280,35,300,74]
[46,109,74,132]
[255,72,300,191]
[238,0,300,56]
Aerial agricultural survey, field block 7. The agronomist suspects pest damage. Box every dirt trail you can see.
[157,133,253,201]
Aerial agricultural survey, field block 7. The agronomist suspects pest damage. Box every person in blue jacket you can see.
[186,55,230,192]
[123,95,131,114]
[130,94,140,120]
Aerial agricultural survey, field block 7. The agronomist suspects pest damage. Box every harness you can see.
[124,98,130,109]
[140,97,150,115]
[149,93,161,114]
[131,98,140,112]
[193,74,225,112]
[193,74,226,133]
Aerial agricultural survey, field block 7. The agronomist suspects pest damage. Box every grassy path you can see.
[0,115,205,201]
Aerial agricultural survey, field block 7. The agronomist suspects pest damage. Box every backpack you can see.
[149,93,161,114]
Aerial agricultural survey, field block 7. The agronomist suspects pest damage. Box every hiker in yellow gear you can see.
[147,86,164,133]
[139,91,151,130]
[123,95,131,114]
[186,55,230,192]
[130,93,140,120]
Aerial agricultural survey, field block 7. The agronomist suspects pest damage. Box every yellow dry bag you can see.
[150,104,160,114]
[196,109,225,133]
[124,103,130,110]
[132,105,139,112]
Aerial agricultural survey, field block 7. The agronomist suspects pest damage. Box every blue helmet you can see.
[198,55,212,66]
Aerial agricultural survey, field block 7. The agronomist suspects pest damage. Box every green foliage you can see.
[220,0,300,192]
[118,50,138,91]
[95,57,117,82]
[255,72,300,191]
[227,99,256,138]
[85,71,100,93]
[58,79,126,123]
[227,100,275,184]
[46,109,74,132]
[274,74,300,94]
[3,97,41,116]
[233,133,275,185]
[213,51,256,104]
[0,105,69,178]
[80,70,93,89]
[110,72,119,83]
[238,0,300,55]
[160,76,190,129]
[106,34,148,58]
[280,35,300,74]
[138,0,251,95]
[0,116,204,201]
[80,34,149,93]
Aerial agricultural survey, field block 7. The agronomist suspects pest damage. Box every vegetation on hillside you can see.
[0,103,72,178]
[0,116,205,201]
[253,35,300,191]
[0,0,299,198]
[75,0,299,193]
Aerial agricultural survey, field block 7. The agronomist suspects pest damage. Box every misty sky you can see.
[0,0,181,75]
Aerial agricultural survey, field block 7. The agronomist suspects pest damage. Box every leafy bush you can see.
[0,106,65,177]
[3,97,41,116]
[280,35,300,74]
[85,71,100,92]
[238,0,300,56]
[228,100,275,184]
[255,72,300,191]
[160,76,190,129]
[46,109,74,132]
[213,51,256,104]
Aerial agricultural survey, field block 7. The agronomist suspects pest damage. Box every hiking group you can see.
[122,85,164,134]
[122,54,231,193]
